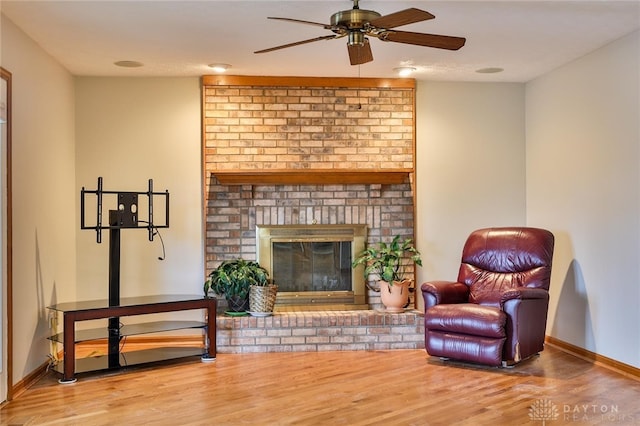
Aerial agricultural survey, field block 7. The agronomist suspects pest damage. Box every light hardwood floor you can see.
[1,345,639,425]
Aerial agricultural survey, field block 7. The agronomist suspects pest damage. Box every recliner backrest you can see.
[457,227,555,305]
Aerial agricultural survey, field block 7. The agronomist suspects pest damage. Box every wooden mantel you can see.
[202,75,415,89]
[212,169,413,185]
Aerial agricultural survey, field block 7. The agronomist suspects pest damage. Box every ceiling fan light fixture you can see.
[208,63,231,73]
[394,66,416,77]
[348,31,366,46]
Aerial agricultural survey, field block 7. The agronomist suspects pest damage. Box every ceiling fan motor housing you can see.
[331,8,381,32]
[331,9,381,46]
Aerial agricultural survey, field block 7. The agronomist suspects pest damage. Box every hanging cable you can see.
[140,220,166,260]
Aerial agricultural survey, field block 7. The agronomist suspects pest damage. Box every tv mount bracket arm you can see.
[81,176,170,243]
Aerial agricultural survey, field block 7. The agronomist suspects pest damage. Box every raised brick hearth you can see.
[216,310,425,353]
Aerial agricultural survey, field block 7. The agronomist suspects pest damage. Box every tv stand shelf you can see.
[48,320,207,343]
[47,295,217,383]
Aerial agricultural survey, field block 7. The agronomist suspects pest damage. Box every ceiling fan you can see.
[254,0,466,66]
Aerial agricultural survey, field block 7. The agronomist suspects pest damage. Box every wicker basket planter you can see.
[249,284,278,313]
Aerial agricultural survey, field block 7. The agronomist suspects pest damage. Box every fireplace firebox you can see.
[257,225,368,311]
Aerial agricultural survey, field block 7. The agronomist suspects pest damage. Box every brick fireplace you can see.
[202,75,417,311]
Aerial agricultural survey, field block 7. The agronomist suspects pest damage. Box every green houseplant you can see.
[352,235,422,312]
[204,259,269,313]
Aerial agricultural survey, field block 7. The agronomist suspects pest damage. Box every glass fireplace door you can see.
[272,241,352,293]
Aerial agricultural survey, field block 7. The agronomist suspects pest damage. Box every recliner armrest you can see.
[473,287,549,308]
[421,281,469,309]
[500,287,549,304]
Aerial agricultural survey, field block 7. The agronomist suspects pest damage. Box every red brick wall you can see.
[203,76,415,172]
[202,76,417,295]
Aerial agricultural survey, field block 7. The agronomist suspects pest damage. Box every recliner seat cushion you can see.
[425,304,507,338]
[426,331,505,366]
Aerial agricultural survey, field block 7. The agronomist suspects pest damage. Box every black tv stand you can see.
[48,178,215,383]
[47,295,217,383]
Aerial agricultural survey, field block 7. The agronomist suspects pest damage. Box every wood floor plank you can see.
[1,346,639,425]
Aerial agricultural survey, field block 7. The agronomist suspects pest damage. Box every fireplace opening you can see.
[257,224,368,311]
[273,241,352,292]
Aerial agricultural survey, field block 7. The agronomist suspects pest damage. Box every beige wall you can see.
[526,30,640,368]
[1,15,76,383]
[75,77,204,304]
[414,81,527,300]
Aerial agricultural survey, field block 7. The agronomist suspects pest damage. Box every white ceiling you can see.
[2,1,639,82]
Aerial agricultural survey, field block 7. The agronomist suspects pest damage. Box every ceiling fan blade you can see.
[267,16,334,30]
[369,8,435,29]
[255,35,337,54]
[380,30,466,50]
[347,39,373,65]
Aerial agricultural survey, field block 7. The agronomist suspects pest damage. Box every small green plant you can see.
[352,235,422,285]
[204,258,269,298]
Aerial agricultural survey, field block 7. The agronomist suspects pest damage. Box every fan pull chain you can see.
[357,65,362,110]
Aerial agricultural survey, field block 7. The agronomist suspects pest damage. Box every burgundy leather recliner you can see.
[422,227,555,367]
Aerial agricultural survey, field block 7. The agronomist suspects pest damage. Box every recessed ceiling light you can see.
[114,60,144,68]
[476,67,504,74]
[208,63,231,73]
[393,66,416,77]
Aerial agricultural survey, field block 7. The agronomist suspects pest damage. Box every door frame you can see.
[1,67,13,401]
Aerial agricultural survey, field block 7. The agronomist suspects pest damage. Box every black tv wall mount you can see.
[81,177,169,243]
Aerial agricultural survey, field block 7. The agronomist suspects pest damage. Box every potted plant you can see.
[352,235,422,312]
[204,258,269,314]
